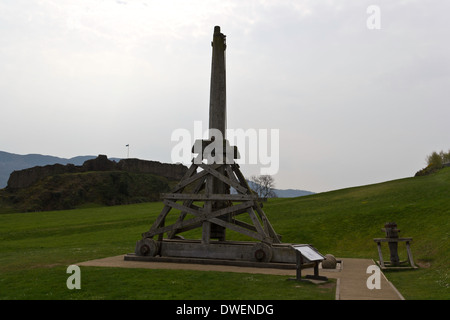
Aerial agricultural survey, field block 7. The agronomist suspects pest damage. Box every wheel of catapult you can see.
[135,238,159,257]
[253,242,273,262]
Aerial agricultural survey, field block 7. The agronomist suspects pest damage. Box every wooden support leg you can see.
[406,241,416,268]
[305,261,328,281]
[296,251,302,281]
[377,242,385,268]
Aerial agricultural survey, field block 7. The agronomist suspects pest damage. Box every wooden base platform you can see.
[128,239,324,271]
[124,254,298,270]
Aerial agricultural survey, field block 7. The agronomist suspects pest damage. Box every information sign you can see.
[291,245,324,262]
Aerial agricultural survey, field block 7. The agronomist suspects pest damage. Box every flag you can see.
[126,144,129,147]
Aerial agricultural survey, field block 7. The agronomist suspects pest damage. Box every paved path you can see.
[78,255,404,300]
[331,258,403,300]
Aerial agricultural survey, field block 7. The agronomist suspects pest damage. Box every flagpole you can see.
[126,144,129,158]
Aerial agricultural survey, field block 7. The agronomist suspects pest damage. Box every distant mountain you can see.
[0,151,120,188]
[273,188,315,198]
[233,180,314,198]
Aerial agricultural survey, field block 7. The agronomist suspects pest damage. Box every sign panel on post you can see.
[291,245,324,262]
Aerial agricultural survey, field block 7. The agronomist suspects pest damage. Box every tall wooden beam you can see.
[133,26,291,264]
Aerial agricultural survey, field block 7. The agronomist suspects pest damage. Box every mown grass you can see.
[0,202,334,300]
[1,168,449,299]
[0,266,333,300]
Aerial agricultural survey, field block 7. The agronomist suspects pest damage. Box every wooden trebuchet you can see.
[127,26,314,267]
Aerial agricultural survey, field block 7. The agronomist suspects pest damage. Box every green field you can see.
[1,168,449,300]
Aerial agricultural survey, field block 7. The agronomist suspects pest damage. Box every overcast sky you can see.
[1,0,449,193]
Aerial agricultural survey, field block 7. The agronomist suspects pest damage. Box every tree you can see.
[427,151,443,169]
[249,175,277,199]
[426,150,450,169]
[442,149,450,163]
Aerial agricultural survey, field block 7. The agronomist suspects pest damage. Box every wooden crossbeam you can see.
[206,217,270,243]
[254,203,281,243]
[168,155,201,193]
[231,163,256,194]
[164,199,205,218]
[247,207,267,238]
[142,151,281,244]
[171,163,222,193]
[198,163,247,194]
[224,165,239,185]
[170,221,203,235]
[145,205,172,236]
[145,201,255,238]
[167,176,206,238]
[232,218,257,232]
[161,193,258,201]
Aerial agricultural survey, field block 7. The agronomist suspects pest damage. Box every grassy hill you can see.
[0,168,448,299]
[263,168,449,299]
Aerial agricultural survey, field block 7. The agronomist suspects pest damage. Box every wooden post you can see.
[209,25,227,138]
[296,250,302,281]
[406,241,416,268]
[376,241,385,268]
[202,175,213,244]
[208,26,229,241]
[314,262,319,277]
[384,222,400,266]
